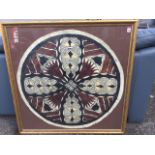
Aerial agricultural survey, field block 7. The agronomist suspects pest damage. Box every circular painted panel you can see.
[17,30,124,128]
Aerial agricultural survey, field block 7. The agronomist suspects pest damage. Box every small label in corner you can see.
[127,27,132,33]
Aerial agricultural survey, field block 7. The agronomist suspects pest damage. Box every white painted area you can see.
[17,29,124,128]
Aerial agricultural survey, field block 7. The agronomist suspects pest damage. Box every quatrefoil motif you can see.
[17,30,124,128]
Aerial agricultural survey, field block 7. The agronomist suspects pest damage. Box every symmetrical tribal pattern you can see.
[17,30,124,128]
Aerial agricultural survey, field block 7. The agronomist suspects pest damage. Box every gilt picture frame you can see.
[1,20,138,134]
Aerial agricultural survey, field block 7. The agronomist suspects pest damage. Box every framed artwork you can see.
[1,20,138,134]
